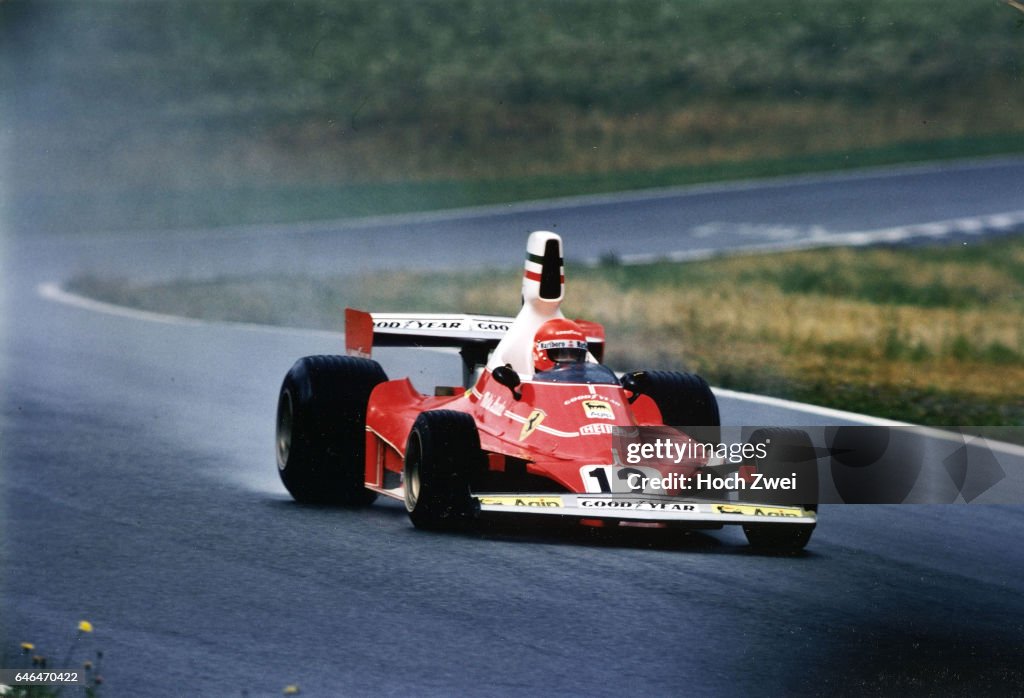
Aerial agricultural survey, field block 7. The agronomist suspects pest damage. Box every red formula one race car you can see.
[275,231,818,550]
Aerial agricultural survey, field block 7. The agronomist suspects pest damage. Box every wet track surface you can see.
[3,159,1024,696]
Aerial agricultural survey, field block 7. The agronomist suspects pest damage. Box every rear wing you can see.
[345,308,605,385]
[346,308,511,372]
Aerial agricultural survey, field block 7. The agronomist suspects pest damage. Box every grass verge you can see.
[69,235,1024,429]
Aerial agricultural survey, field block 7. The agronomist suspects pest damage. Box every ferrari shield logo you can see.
[520,409,546,440]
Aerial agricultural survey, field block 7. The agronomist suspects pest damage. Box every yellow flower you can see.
[283,686,301,695]
[78,620,94,633]
[20,642,34,652]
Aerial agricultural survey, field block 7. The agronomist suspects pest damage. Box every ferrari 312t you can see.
[275,231,818,550]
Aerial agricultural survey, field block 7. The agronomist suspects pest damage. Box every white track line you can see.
[47,155,1024,245]
[611,210,1024,264]
[37,282,345,340]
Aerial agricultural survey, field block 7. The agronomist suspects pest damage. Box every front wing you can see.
[476,493,816,526]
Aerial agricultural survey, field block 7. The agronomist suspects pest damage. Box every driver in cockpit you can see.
[532,318,589,373]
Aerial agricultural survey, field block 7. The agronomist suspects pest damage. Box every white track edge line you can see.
[50,155,1024,244]
[37,282,346,341]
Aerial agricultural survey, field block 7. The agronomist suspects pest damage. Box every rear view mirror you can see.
[620,370,648,403]
[492,365,522,401]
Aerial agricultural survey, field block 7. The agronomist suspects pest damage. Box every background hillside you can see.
[3,0,1023,233]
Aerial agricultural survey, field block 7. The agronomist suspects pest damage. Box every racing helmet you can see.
[532,318,588,372]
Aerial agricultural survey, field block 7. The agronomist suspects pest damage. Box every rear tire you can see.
[631,371,721,445]
[404,410,484,530]
[741,428,818,551]
[276,355,387,505]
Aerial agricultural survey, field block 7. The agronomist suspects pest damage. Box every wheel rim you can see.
[404,433,422,512]
[276,389,293,471]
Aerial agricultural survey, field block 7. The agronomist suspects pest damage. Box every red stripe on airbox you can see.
[524,270,564,283]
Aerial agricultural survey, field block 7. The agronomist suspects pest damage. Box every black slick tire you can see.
[632,370,721,445]
[741,428,818,551]
[276,355,387,505]
[403,410,484,531]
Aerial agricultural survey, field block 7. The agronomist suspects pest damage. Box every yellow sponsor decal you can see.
[583,400,614,420]
[715,504,806,518]
[479,496,563,508]
[519,409,546,440]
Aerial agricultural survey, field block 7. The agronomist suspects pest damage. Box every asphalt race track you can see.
[3,158,1024,696]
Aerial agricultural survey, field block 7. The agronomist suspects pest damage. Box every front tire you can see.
[276,355,387,505]
[630,370,721,445]
[404,410,484,530]
[741,428,818,551]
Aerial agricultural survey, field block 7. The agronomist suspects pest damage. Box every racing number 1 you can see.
[586,466,612,493]
[583,465,648,493]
